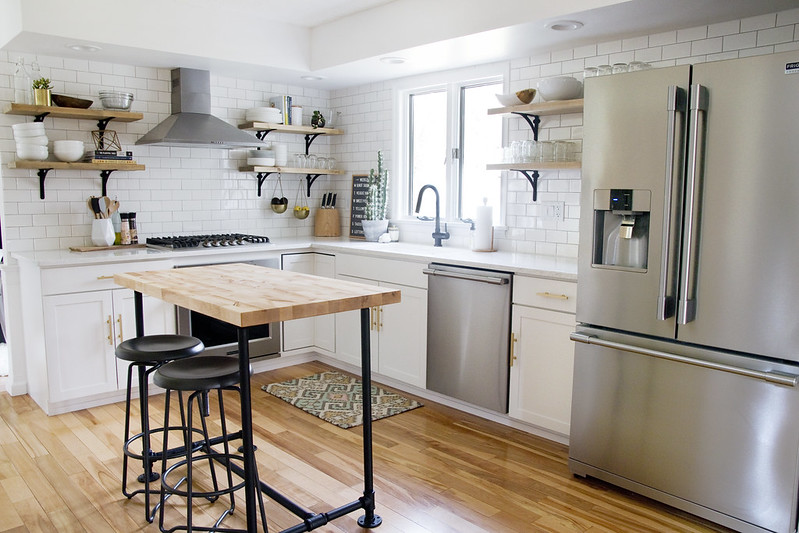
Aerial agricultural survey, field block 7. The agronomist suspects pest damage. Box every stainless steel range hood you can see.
[136,68,263,148]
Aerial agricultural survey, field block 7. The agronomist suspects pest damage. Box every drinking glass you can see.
[554,141,573,162]
[522,140,536,162]
[294,153,306,168]
[597,65,613,76]
[612,63,628,74]
[538,141,554,162]
[511,140,523,163]
[327,157,337,170]
[307,154,318,169]
[583,67,598,79]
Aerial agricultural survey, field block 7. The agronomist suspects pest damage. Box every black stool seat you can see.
[154,356,247,391]
[116,334,204,363]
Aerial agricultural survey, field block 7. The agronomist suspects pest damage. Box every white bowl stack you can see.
[53,140,85,162]
[246,106,282,123]
[12,122,48,161]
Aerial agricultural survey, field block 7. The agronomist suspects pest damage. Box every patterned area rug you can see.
[262,370,423,429]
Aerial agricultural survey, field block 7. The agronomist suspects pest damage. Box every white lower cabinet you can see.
[334,275,427,388]
[509,277,577,436]
[281,253,335,353]
[42,288,175,403]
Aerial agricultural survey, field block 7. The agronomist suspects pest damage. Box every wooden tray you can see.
[69,244,146,252]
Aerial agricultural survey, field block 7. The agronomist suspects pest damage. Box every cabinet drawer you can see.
[41,260,174,295]
[513,276,576,313]
[335,253,427,289]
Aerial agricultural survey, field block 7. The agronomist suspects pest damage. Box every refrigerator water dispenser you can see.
[592,189,651,270]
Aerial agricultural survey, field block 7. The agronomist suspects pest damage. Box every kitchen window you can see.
[400,71,503,224]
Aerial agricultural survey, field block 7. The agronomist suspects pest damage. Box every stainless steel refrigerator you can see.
[571,50,799,533]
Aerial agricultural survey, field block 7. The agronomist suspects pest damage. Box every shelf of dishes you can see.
[487,98,583,117]
[3,103,143,122]
[238,165,346,175]
[486,161,581,171]
[238,122,343,136]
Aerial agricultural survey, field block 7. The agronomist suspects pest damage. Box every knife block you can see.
[314,208,341,237]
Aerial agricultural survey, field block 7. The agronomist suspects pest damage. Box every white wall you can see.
[0,7,797,257]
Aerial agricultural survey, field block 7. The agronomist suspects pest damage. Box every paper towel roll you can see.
[474,203,493,251]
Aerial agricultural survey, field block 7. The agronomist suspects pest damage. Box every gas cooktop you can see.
[146,233,270,250]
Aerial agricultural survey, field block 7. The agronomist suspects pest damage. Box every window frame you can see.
[393,63,507,225]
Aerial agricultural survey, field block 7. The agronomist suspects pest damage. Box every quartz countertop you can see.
[10,237,577,281]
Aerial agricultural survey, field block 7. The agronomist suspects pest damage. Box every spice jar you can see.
[128,212,138,244]
[120,213,131,245]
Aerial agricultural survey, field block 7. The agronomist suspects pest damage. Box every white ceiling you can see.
[2,0,798,89]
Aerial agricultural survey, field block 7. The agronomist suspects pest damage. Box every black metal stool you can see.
[154,355,267,533]
[116,334,205,522]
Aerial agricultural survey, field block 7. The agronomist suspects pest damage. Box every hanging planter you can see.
[293,178,310,219]
[270,174,288,214]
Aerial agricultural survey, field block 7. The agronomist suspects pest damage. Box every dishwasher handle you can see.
[571,332,798,387]
[423,268,509,285]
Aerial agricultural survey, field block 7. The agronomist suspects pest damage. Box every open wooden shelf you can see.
[487,98,584,116]
[487,161,581,171]
[238,122,343,135]
[9,160,145,172]
[4,103,143,122]
[238,165,345,175]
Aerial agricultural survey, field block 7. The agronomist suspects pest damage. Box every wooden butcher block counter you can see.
[113,262,401,327]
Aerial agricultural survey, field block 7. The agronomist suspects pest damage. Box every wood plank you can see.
[3,103,143,122]
[8,161,145,172]
[238,121,343,135]
[487,98,584,116]
[114,263,402,327]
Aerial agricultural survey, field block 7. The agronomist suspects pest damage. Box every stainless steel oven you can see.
[175,258,281,360]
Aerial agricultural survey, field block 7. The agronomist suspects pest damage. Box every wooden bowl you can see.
[51,94,93,109]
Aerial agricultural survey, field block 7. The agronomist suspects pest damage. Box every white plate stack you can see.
[12,122,48,161]
[246,106,283,124]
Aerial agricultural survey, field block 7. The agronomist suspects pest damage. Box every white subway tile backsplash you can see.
[723,32,758,51]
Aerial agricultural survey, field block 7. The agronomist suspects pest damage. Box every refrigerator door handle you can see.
[657,86,687,320]
[678,84,709,325]
[570,332,799,387]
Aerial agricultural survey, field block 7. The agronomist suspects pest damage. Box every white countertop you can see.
[10,237,577,281]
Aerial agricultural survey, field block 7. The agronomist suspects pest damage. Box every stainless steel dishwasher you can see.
[424,263,512,412]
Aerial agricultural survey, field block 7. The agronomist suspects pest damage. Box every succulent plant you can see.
[311,110,326,128]
[32,77,52,90]
[365,150,388,221]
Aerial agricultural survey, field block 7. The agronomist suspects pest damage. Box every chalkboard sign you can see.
[349,174,369,239]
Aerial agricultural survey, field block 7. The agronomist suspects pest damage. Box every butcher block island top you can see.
[114,262,401,327]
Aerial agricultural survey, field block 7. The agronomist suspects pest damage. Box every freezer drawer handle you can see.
[422,268,509,285]
[536,291,569,300]
[570,332,798,387]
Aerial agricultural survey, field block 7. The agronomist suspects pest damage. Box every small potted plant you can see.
[32,77,53,106]
[362,150,389,241]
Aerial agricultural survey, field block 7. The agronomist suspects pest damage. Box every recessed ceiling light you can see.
[380,56,406,65]
[301,75,324,81]
[66,43,102,52]
[546,20,584,31]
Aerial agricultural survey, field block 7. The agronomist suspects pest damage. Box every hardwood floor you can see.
[0,361,733,533]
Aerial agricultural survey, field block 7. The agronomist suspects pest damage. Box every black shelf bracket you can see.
[306,173,322,197]
[254,130,275,141]
[37,168,52,199]
[304,133,322,154]
[96,117,114,131]
[256,171,276,197]
[100,169,116,197]
[33,112,50,123]
[513,112,541,141]
[516,169,541,201]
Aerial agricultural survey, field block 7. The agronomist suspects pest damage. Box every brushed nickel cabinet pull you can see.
[97,275,114,280]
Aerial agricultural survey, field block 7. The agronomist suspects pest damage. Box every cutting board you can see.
[69,244,146,252]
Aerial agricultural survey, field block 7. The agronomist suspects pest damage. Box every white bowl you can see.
[17,134,48,146]
[16,143,48,161]
[495,89,536,107]
[53,140,85,162]
[246,107,282,122]
[12,122,46,137]
[537,76,583,101]
[247,157,276,166]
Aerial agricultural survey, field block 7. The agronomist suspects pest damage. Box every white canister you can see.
[473,199,494,251]
[91,219,115,247]
[273,143,288,166]
[290,106,303,126]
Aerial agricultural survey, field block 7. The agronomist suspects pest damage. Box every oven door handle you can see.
[570,333,798,387]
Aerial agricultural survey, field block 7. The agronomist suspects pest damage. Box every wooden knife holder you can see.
[314,208,341,237]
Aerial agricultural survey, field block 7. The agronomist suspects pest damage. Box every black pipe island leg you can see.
[357,307,382,528]
[237,327,262,532]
